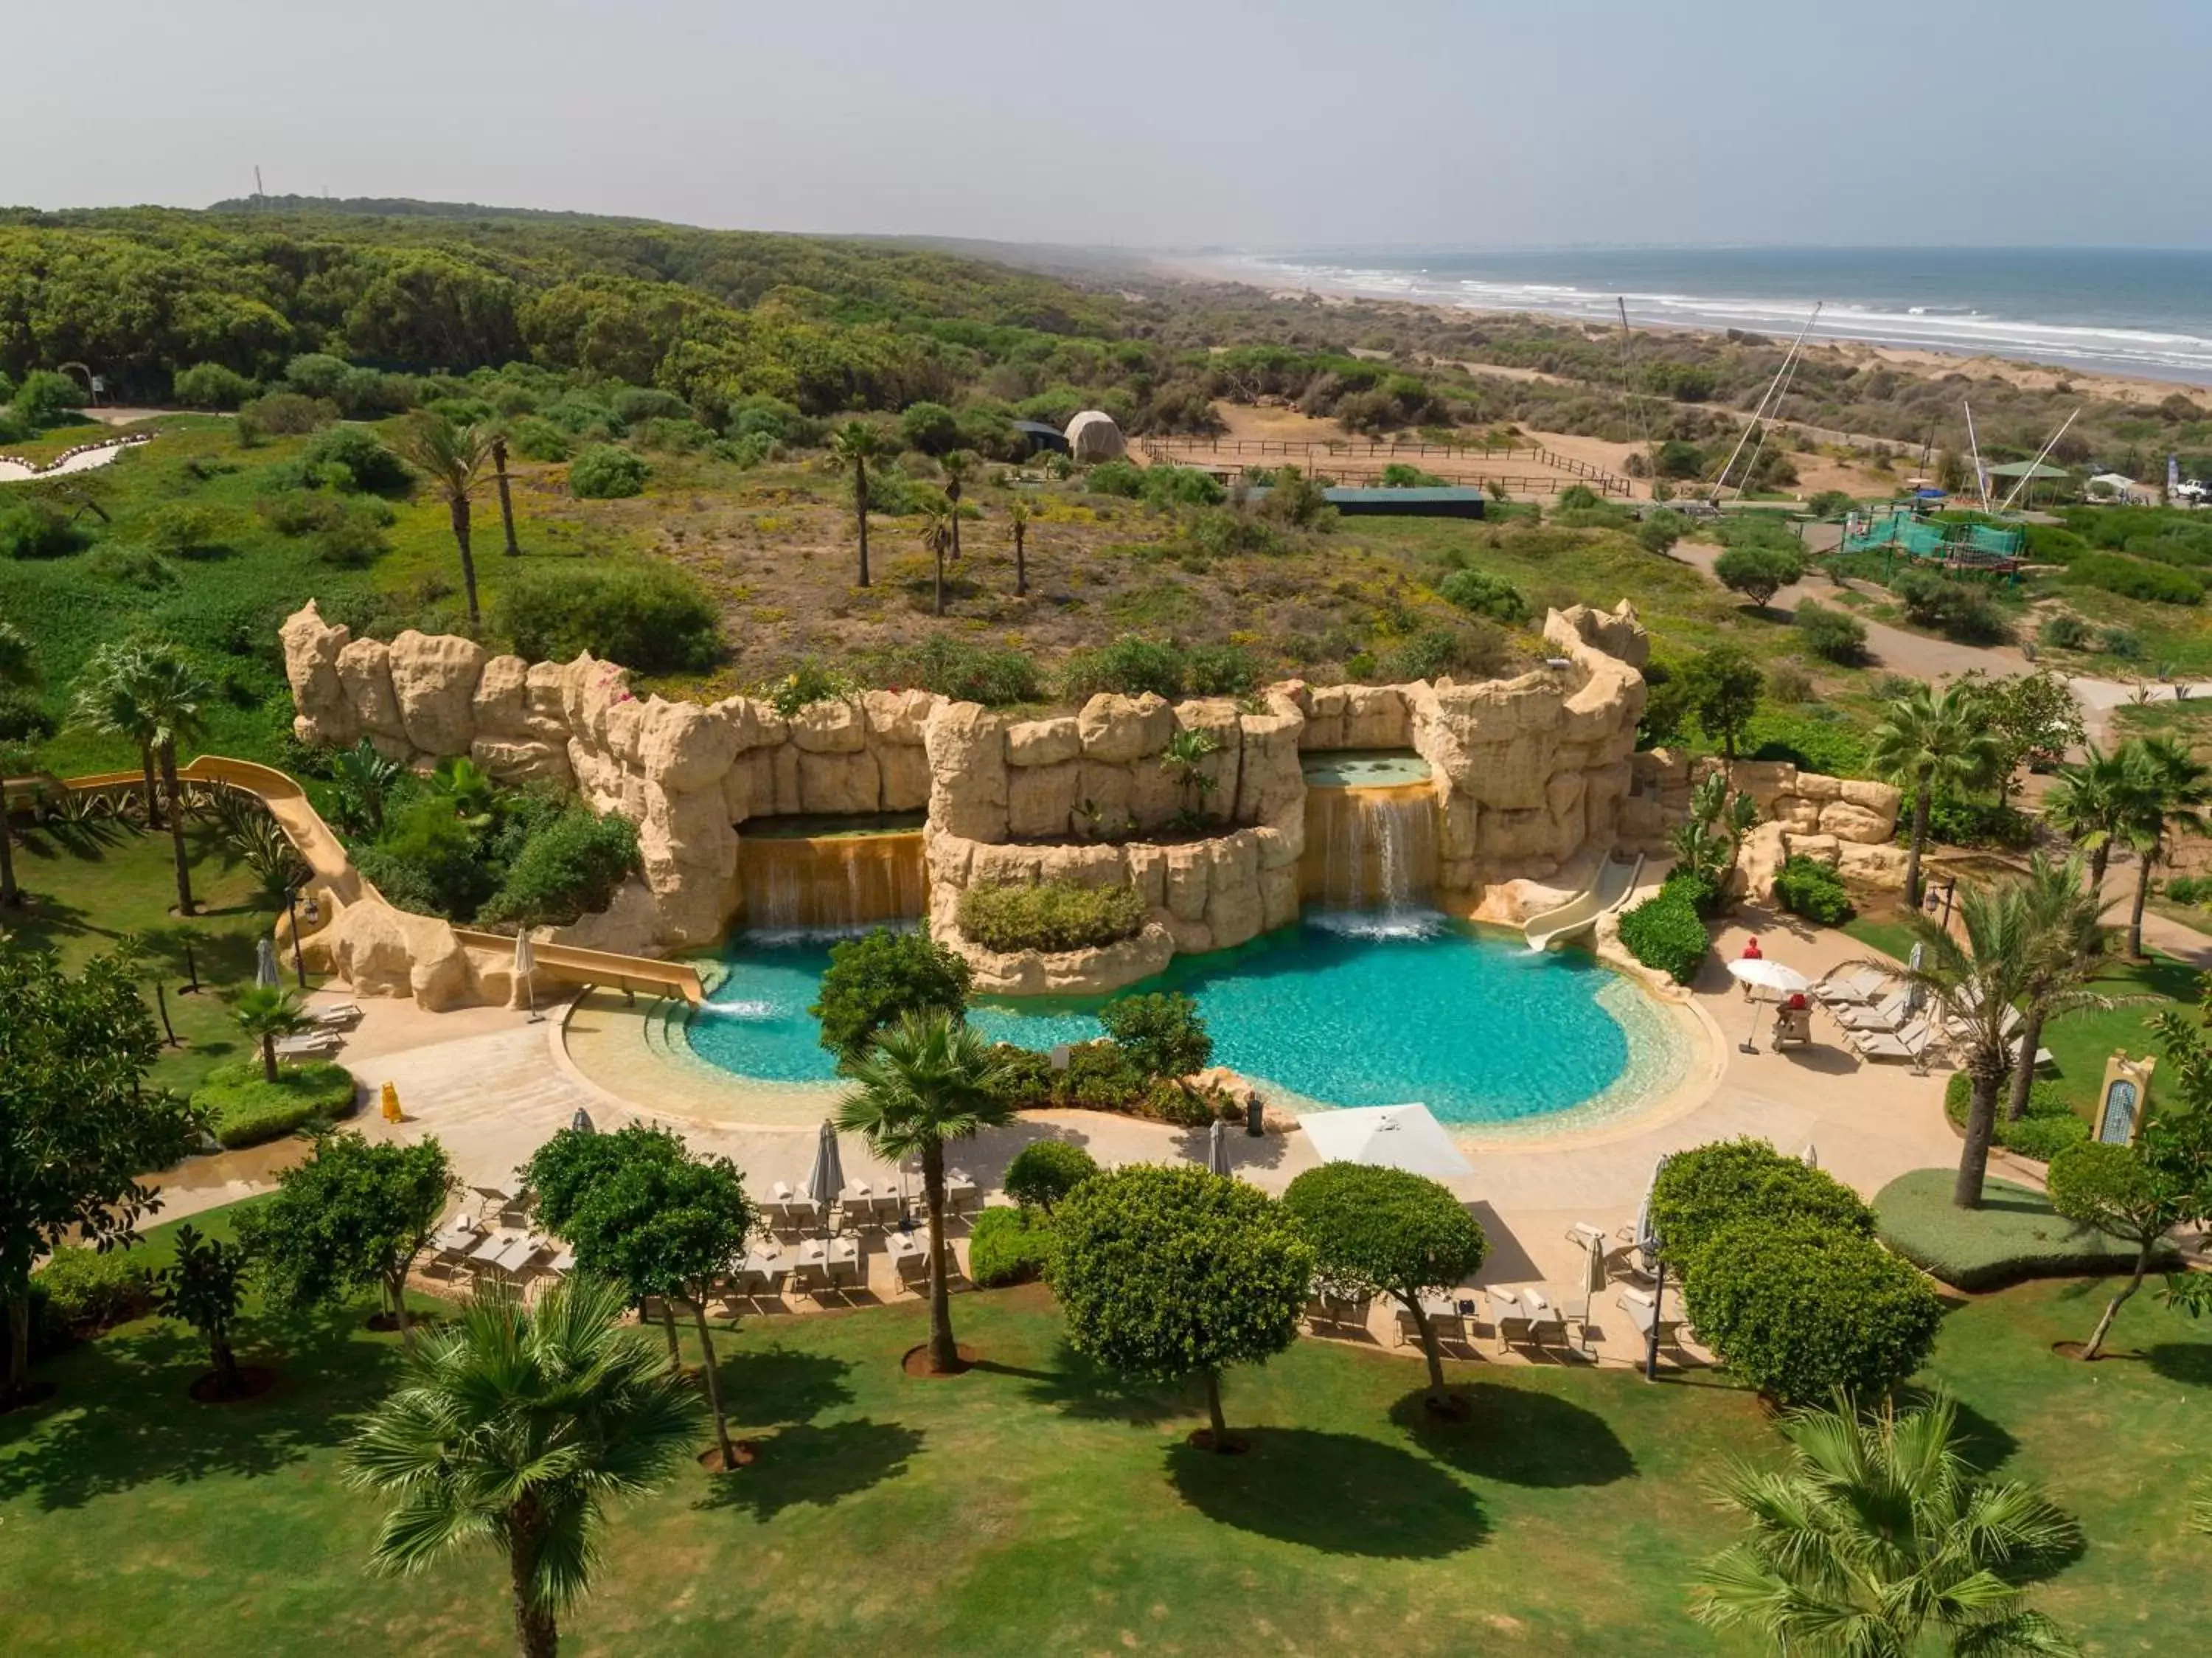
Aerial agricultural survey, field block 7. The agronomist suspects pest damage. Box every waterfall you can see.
[737,830,928,937]
[1299,781,1440,933]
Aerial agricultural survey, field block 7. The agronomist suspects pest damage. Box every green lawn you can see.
[3,817,308,1098]
[2,1203,2205,1657]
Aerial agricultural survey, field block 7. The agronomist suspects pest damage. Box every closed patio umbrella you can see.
[1632,1154,1670,1278]
[254,936,280,990]
[513,929,542,1023]
[1207,1118,1231,1178]
[1577,1225,1610,1355]
[1801,1141,1819,1168]
[806,1120,844,1235]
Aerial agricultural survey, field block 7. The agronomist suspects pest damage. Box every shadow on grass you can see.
[2143,1343,2212,1387]
[0,1310,388,1512]
[1389,1383,1635,1488]
[718,1346,856,1425]
[693,1418,923,1520]
[1166,1428,1489,1558]
[1894,1389,2022,1474]
[1013,1339,1196,1426]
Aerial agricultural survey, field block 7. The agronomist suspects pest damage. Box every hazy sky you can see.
[4,0,2204,249]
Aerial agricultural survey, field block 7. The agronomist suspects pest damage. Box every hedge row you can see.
[1941,1072,2088,1164]
[957,880,1149,954]
[967,1206,1057,1287]
[1617,878,1710,985]
[191,1060,358,1148]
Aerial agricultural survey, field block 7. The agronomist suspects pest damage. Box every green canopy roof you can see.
[1983,460,2070,479]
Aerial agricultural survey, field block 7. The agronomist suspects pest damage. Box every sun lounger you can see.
[1519,1286,1567,1349]
[1484,1286,1527,1353]
[306,1002,364,1030]
[1814,967,1890,1007]
[1617,1286,1683,1347]
[1834,991,1911,1033]
[1850,1015,1939,1064]
[273,1031,344,1059]
[944,1170,982,1215]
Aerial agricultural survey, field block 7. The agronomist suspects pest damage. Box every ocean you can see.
[1222,246,2212,386]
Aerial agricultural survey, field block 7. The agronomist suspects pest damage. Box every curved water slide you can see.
[1523,853,1646,953]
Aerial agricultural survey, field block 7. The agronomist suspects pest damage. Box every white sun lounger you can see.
[1849,1015,1938,1064]
[1835,991,1912,1033]
[1814,967,1890,1007]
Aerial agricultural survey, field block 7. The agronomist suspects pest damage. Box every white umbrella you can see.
[254,936,280,990]
[1295,1104,1473,1180]
[513,929,541,1023]
[1726,957,1812,1053]
[1801,1141,1819,1169]
[1207,1118,1230,1178]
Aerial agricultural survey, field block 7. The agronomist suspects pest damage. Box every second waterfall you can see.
[1299,780,1441,923]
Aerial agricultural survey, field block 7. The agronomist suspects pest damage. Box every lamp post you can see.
[1644,1256,1666,1384]
[285,887,309,989]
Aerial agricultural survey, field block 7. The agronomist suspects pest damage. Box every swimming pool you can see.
[678,915,1691,1131]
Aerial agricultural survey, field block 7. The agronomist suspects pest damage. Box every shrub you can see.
[957,881,1148,953]
[32,1244,153,1334]
[2098,625,2143,659]
[1004,1140,1100,1213]
[171,362,257,409]
[1795,599,1868,664]
[1256,465,1335,529]
[1744,707,1869,777]
[1184,642,1261,696]
[765,658,854,718]
[1925,792,2036,850]
[1891,570,2011,643]
[507,414,574,461]
[1099,991,1213,1081]
[191,1059,357,1148]
[876,634,1041,706]
[1059,635,1188,701]
[0,498,87,560]
[1806,490,1854,518]
[138,503,229,560]
[2037,612,2091,650]
[239,390,336,434]
[810,928,971,1064]
[2166,874,2212,907]
[311,509,392,568]
[1687,1219,1943,1404]
[478,808,641,928]
[496,562,721,673]
[899,400,961,455]
[302,424,411,493]
[1766,663,1814,704]
[1637,510,1691,555]
[1773,854,1853,924]
[1714,544,1804,608]
[2065,552,2202,606]
[967,1205,1057,1287]
[12,369,86,427]
[1941,1072,2089,1164]
[1436,566,1530,624]
[0,686,55,740]
[1650,1137,1875,1278]
[568,443,650,499]
[1180,507,1290,560]
[1873,1168,2167,1291]
[1617,884,1709,985]
[1381,622,1508,683]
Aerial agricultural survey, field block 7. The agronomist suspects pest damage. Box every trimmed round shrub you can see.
[1004,1140,1100,1213]
[1437,566,1529,624]
[1714,544,1804,608]
[496,561,721,674]
[1686,1218,1944,1404]
[1772,854,1853,925]
[957,880,1147,954]
[1795,600,1868,665]
[171,362,257,409]
[191,1060,358,1148]
[568,444,649,499]
[303,424,410,493]
[967,1205,1057,1288]
[809,928,971,1064]
[33,1244,153,1333]
[2037,613,2091,650]
[1891,570,2012,643]
[1651,1137,1875,1277]
[1617,884,1709,985]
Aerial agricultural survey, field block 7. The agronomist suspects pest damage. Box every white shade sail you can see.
[1296,1104,1473,1180]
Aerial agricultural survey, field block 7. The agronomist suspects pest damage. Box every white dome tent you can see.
[1063,409,1126,463]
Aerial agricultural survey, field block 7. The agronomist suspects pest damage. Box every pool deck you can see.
[150,904,2002,1371]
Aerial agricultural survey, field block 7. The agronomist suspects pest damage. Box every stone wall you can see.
[1618,749,1907,893]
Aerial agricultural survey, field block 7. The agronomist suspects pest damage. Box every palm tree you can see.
[1868,681,2004,909]
[836,1010,1014,1373]
[2115,735,2211,959]
[1006,496,1032,597]
[919,499,956,619]
[939,449,974,561]
[135,649,212,915]
[489,430,522,556]
[71,639,164,830]
[345,1276,704,1658]
[1888,881,2038,1210]
[391,412,495,631]
[2007,853,2142,1123]
[234,985,311,1083]
[827,420,885,587]
[1693,1391,2081,1658]
[0,620,37,908]
[2043,742,2132,894]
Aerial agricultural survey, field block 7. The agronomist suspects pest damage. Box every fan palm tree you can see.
[1888,881,2039,1210]
[344,1275,704,1658]
[919,498,956,618]
[939,449,974,561]
[2115,735,2211,959]
[1692,1390,2081,1658]
[2042,742,2131,895]
[133,648,212,915]
[0,620,38,908]
[1868,681,2005,909]
[71,639,164,830]
[1007,496,1032,597]
[836,1010,1014,1373]
[827,420,885,587]
[391,412,495,631]
[489,429,522,556]
[234,984,311,1083]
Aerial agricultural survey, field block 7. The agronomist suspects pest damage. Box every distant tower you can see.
[254,165,265,204]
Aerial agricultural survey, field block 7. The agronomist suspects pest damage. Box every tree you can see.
[70,639,164,830]
[522,1124,688,1361]
[828,420,885,587]
[1099,991,1212,1082]
[919,497,955,617]
[2048,1116,2212,1360]
[233,984,311,1083]
[1889,884,2043,1210]
[242,1132,456,1353]
[1712,544,1804,611]
[390,412,493,631]
[1650,1138,1874,1278]
[1281,1163,1487,1407]
[2044,742,2132,893]
[1002,1140,1098,1214]
[1693,1392,2081,1657]
[156,1224,254,1398]
[1006,495,1032,597]
[837,1011,1014,1373]
[2007,853,2135,1123]
[2115,735,2210,959]
[1049,1165,1312,1450]
[136,648,213,915]
[1973,670,2084,799]
[1868,681,2003,909]
[344,1275,704,1658]
[1667,770,1759,903]
[489,431,522,556]
[809,926,970,1066]
[1,946,200,1399]
[0,618,35,907]
[1683,644,1762,761]
[939,450,974,561]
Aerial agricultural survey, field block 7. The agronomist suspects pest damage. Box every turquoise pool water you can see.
[681,915,1688,1129]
